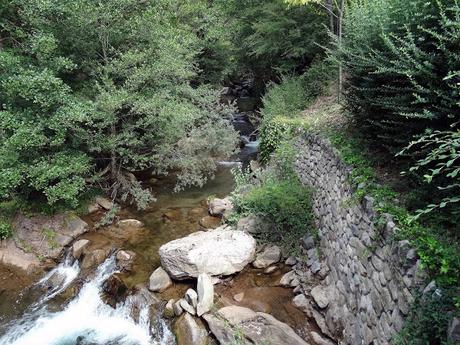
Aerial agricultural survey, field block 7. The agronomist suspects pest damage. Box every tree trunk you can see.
[337,0,344,101]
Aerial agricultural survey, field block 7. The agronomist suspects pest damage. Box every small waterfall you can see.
[0,256,174,345]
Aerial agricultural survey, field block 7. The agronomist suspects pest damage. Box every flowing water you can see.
[0,111,261,345]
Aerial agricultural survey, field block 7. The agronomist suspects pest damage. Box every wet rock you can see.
[116,250,136,271]
[311,286,330,309]
[159,227,256,279]
[102,274,128,307]
[253,245,281,269]
[264,266,278,274]
[164,299,175,319]
[11,213,89,263]
[81,249,109,269]
[208,197,233,217]
[197,273,214,316]
[185,288,198,308]
[203,306,308,345]
[72,239,91,260]
[199,216,221,229]
[279,270,298,287]
[173,313,209,345]
[117,219,143,229]
[162,209,183,222]
[148,267,172,292]
[233,292,245,302]
[179,298,196,315]
[95,197,113,210]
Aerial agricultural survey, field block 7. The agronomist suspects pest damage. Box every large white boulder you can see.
[159,227,256,280]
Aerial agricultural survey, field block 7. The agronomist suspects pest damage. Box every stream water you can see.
[0,109,267,345]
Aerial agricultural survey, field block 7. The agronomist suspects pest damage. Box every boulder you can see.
[279,270,299,287]
[174,300,184,316]
[236,215,271,234]
[310,286,330,309]
[159,227,256,279]
[180,298,196,315]
[197,273,214,316]
[116,250,136,271]
[72,239,90,260]
[185,288,198,308]
[285,256,297,266]
[203,306,308,345]
[253,245,281,269]
[174,313,209,345]
[95,197,113,210]
[148,267,172,292]
[81,249,109,269]
[117,219,144,229]
[164,299,175,318]
[199,216,221,229]
[12,213,89,262]
[208,197,233,217]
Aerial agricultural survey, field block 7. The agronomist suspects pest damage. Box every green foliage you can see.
[232,140,314,255]
[0,222,13,240]
[214,0,328,83]
[329,130,460,287]
[339,0,460,219]
[259,61,334,162]
[394,288,458,345]
[0,0,239,210]
[236,177,314,255]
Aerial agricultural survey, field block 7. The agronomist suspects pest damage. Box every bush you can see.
[339,0,460,219]
[0,222,13,240]
[235,176,314,255]
[394,287,458,345]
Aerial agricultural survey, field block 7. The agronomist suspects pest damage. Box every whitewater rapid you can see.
[0,256,173,345]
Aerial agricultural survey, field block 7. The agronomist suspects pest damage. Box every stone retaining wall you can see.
[293,133,425,345]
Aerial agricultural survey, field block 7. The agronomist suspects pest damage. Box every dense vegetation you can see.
[0,0,241,210]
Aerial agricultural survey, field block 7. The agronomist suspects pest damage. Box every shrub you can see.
[235,176,314,255]
[0,222,13,240]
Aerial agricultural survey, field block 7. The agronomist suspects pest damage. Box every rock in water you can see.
[159,227,256,279]
[252,245,281,269]
[203,305,308,345]
[72,239,90,260]
[148,267,172,292]
[208,197,233,216]
[173,313,209,345]
[197,273,214,316]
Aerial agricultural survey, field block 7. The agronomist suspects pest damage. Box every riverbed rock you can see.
[72,239,90,260]
[116,250,136,271]
[203,306,308,345]
[310,286,330,309]
[236,215,271,234]
[159,227,256,279]
[197,273,214,316]
[174,313,209,345]
[174,300,184,316]
[199,216,221,229]
[253,245,281,269]
[0,240,42,273]
[233,292,245,302]
[185,288,198,308]
[81,248,109,269]
[95,197,114,210]
[117,219,144,229]
[10,213,89,263]
[208,197,233,217]
[164,299,175,318]
[102,274,128,307]
[179,298,196,315]
[311,331,336,345]
[148,267,172,292]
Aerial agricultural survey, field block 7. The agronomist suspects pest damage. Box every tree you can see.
[0,0,239,209]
